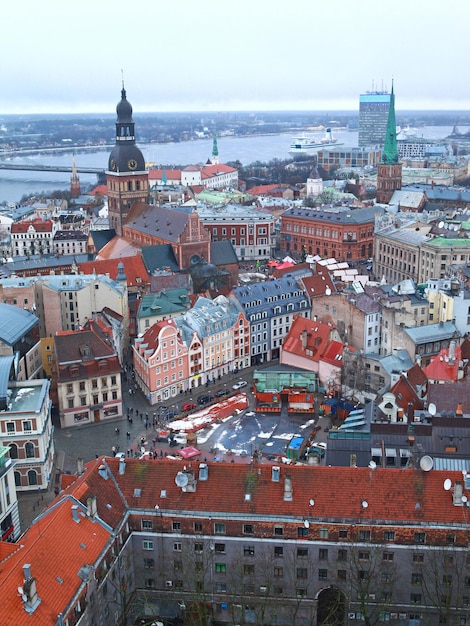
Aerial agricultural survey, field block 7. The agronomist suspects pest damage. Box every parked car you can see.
[181,402,196,412]
[215,388,230,397]
[232,380,247,390]
[197,394,212,406]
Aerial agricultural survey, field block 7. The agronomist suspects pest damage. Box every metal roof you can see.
[0,303,39,346]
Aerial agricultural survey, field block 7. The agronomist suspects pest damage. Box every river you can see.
[0,126,455,204]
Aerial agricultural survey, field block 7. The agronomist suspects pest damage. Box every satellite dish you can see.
[361,500,368,508]
[368,460,377,470]
[309,499,315,506]
[304,520,310,528]
[462,495,468,503]
[428,403,436,416]
[444,478,452,491]
[175,472,189,488]
[438,221,444,229]
[420,455,434,472]
[325,286,331,296]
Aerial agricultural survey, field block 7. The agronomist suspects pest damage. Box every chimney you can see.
[449,340,456,364]
[77,458,84,476]
[23,564,31,580]
[283,475,293,501]
[87,495,97,518]
[71,505,81,523]
[22,565,41,614]
[456,403,463,416]
[300,329,308,350]
[98,464,108,480]
[119,456,126,475]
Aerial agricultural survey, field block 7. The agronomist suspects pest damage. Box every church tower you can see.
[306,155,322,200]
[376,83,402,204]
[70,156,80,197]
[106,83,149,236]
[211,130,219,165]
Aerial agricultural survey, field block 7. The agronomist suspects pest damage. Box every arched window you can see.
[25,442,35,459]
[9,444,18,459]
[27,470,38,486]
[14,471,21,487]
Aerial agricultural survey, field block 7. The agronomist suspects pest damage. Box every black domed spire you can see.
[108,82,146,174]
[116,86,133,123]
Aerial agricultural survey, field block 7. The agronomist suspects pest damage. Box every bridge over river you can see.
[0,162,104,175]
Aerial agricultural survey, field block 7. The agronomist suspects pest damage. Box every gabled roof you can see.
[300,271,336,299]
[148,169,182,181]
[124,204,190,242]
[424,344,462,382]
[210,240,238,266]
[11,218,54,233]
[95,235,141,260]
[137,289,190,320]
[141,244,181,274]
[282,317,341,363]
[78,256,150,289]
[0,303,39,346]
[55,329,119,382]
[88,229,116,252]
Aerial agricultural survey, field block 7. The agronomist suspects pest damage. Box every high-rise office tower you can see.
[358,90,391,147]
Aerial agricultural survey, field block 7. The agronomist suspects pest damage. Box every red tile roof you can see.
[423,344,462,382]
[282,317,341,363]
[78,255,150,289]
[148,169,182,181]
[11,218,53,233]
[2,456,470,622]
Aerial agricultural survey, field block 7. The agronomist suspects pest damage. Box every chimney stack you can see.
[87,495,97,518]
[283,475,293,501]
[119,456,126,475]
[71,505,80,523]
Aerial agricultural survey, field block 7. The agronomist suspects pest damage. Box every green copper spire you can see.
[212,131,219,158]
[381,82,398,164]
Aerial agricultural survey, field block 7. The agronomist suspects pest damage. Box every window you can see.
[243,523,254,535]
[411,573,423,584]
[296,588,307,598]
[274,546,283,558]
[359,530,371,541]
[338,549,348,562]
[215,563,226,573]
[443,574,452,586]
[381,571,392,583]
[359,570,369,580]
[414,532,426,544]
[384,530,395,542]
[23,420,32,433]
[215,582,226,593]
[297,548,308,558]
[297,567,308,579]
[142,540,153,551]
[359,551,370,561]
[244,564,255,575]
[214,543,225,554]
[410,593,422,604]
[446,533,455,545]
[337,569,347,581]
[297,527,308,538]
[25,442,35,458]
[214,522,225,534]
[194,522,202,533]
[318,569,328,580]
[194,542,203,553]
[173,542,182,552]
[172,521,181,532]
[274,566,283,578]
[383,551,394,562]
[413,553,424,563]
[319,548,328,560]
[244,545,255,556]
[339,529,348,539]
[142,519,153,530]
[274,525,284,536]
[144,558,154,568]
[6,422,15,434]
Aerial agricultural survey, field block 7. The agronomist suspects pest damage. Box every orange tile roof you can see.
[282,317,341,363]
[11,219,54,233]
[148,169,182,181]
[89,184,107,196]
[94,235,142,261]
[3,456,470,622]
[78,255,150,289]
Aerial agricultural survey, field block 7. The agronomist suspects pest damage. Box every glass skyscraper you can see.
[358,92,391,148]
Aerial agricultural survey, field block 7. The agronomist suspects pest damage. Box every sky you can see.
[2,0,469,115]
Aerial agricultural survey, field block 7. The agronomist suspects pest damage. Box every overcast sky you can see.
[2,0,468,115]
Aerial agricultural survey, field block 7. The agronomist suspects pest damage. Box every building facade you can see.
[0,379,54,494]
[54,329,123,428]
[280,206,379,263]
[358,90,391,147]
[10,217,55,257]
